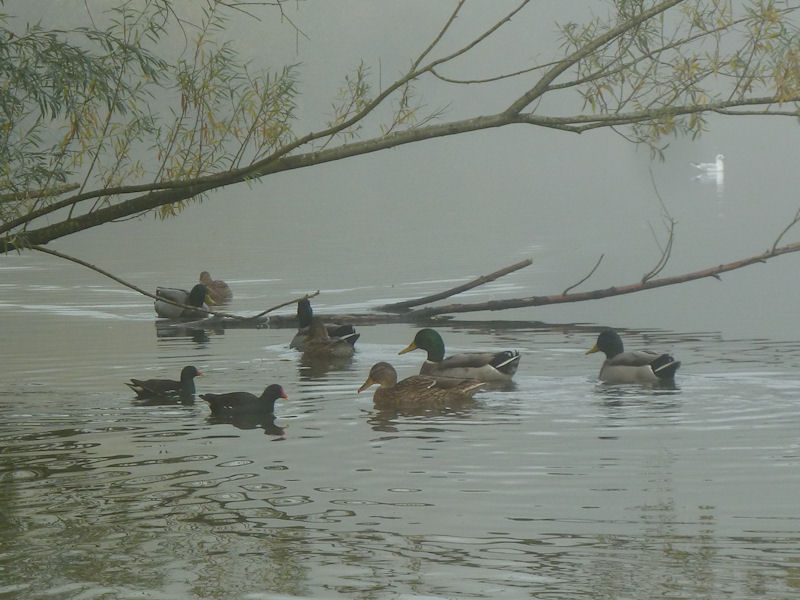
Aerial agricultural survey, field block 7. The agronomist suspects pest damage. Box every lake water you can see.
[2,242,800,599]
[4,3,800,598]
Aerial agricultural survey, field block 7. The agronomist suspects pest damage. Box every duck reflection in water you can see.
[155,320,222,343]
[206,411,286,438]
[201,384,288,438]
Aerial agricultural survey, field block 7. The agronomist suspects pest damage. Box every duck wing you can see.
[602,351,681,382]
[422,350,520,381]
[200,392,260,414]
[126,377,180,398]
[291,324,359,350]
[327,324,359,346]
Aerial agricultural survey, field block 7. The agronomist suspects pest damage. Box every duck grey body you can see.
[587,329,680,384]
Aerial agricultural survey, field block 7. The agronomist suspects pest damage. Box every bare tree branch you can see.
[379,259,533,312]
[401,241,800,320]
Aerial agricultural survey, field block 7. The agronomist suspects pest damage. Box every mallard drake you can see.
[200,383,288,416]
[358,361,484,409]
[289,298,359,350]
[586,329,681,384]
[299,317,356,359]
[398,328,520,383]
[125,365,202,399]
[199,271,233,304]
[154,283,214,319]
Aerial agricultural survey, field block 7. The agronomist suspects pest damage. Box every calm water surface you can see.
[1,254,799,600]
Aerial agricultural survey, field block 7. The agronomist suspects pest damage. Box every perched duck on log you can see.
[199,271,233,304]
[154,283,213,319]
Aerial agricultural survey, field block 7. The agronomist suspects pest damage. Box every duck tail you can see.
[652,354,681,380]
[125,381,145,397]
[464,381,486,395]
[330,325,360,346]
[491,350,521,375]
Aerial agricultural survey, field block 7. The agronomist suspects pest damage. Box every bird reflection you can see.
[134,395,196,407]
[297,353,355,379]
[692,169,724,197]
[154,321,222,343]
[593,381,681,414]
[364,402,476,432]
[206,412,286,438]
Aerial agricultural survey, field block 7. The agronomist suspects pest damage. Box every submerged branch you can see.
[28,245,316,322]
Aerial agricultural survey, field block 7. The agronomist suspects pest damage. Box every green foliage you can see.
[0,0,298,224]
[556,0,800,153]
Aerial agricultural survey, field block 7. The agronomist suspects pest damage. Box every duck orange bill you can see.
[205,295,216,305]
[357,376,375,393]
[398,342,417,355]
[586,345,600,355]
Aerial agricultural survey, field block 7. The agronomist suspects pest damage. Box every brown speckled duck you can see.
[300,317,356,359]
[358,362,484,409]
[199,271,233,304]
[290,298,359,351]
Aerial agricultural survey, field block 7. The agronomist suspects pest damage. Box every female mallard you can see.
[200,383,288,416]
[289,298,359,350]
[199,271,233,304]
[586,329,681,384]
[125,365,202,399]
[154,283,214,319]
[358,362,484,409]
[398,328,520,383]
[299,317,356,359]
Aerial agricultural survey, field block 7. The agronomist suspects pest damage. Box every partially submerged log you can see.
[31,239,800,330]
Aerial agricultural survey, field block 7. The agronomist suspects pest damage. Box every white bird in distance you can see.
[691,154,725,173]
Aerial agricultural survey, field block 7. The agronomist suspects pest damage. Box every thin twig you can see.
[563,254,604,295]
[772,207,800,253]
[245,290,319,320]
[641,167,676,283]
